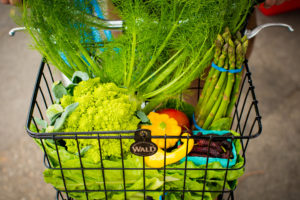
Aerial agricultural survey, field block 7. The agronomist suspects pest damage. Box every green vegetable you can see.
[71,71,90,84]
[136,110,150,124]
[195,29,248,130]
[42,74,140,161]
[198,34,224,109]
[214,39,236,120]
[209,118,232,131]
[196,30,230,127]
[46,104,64,125]
[52,81,68,104]
[34,138,164,200]
[33,130,244,200]
[45,126,54,133]
[21,0,253,111]
[33,117,47,131]
[226,37,248,116]
[58,77,140,161]
[54,102,79,131]
[202,83,226,129]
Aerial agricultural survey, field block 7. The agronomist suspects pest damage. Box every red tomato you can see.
[156,109,190,130]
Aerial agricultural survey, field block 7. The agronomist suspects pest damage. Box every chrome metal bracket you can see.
[245,23,294,39]
[8,27,26,36]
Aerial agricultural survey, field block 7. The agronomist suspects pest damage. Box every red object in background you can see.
[259,0,300,16]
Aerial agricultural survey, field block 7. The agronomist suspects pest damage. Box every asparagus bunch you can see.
[195,28,248,130]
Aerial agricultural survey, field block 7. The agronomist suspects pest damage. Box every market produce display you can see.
[22,0,256,199]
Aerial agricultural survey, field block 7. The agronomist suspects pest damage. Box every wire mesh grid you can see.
[26,59,262,200]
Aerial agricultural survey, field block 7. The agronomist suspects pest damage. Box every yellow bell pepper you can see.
[141,112,182,149]
[145,133,194,168]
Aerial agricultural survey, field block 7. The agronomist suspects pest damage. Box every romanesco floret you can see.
[60,95,74,108]
[60,78,140,161]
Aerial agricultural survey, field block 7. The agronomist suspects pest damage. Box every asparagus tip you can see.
[228,38,234,48]
[236,32,242,40]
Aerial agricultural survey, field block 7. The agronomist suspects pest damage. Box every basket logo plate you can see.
[130,142,158,156]
[130,129,158,156]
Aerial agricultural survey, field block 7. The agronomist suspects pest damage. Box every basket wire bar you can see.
[75,134,90,200]
[54,134,71,199]
[182,135,190,199]
[201,136,214,199]
[219,136,232,199]
[41,138,52,168]
[38,86,49,109]
[119,135,127,200]
[143,156,146,200]
[46,62,55,83]
[40,166,247,171]
[35,101,44,120]
[97,134,108,200]
[42,73,54,104]
[26,58,262,200]
[163,135,167,200]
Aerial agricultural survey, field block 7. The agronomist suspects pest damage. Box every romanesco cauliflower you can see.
[60,77,140,162]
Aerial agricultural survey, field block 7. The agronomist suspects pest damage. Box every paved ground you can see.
[0,4,299,200]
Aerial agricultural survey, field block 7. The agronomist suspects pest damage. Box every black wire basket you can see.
[26,59,262,200]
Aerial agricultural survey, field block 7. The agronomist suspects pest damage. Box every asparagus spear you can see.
[214,39,236,121]
[199,28,231,109]
[226,39,248,116]
[202,80,227,129]
[195,43,228,122]
[214,34,225,62]
[234,39,241,47]
[222,27,232,43]
[234,32,242,46]
[197,35,224,108]
[241,35,248,43]
[236,32,242,41]
[195,28,250,129]
[198,57,229,127]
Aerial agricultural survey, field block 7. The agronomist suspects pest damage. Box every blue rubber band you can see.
[212,62,243,73]
[192,114,206,132]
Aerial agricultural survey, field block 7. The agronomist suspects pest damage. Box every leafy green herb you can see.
[22,0,253,110]
[33,117,47,129]
[136,110,150,124]
[54,102,79,131]
[46,104,64,124]
[71,71,89,84]
[52,81,68,103]
[75,145,92,157]
[65,83,77,96]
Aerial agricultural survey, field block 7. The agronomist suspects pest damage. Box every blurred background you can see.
[0,3,299,200]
